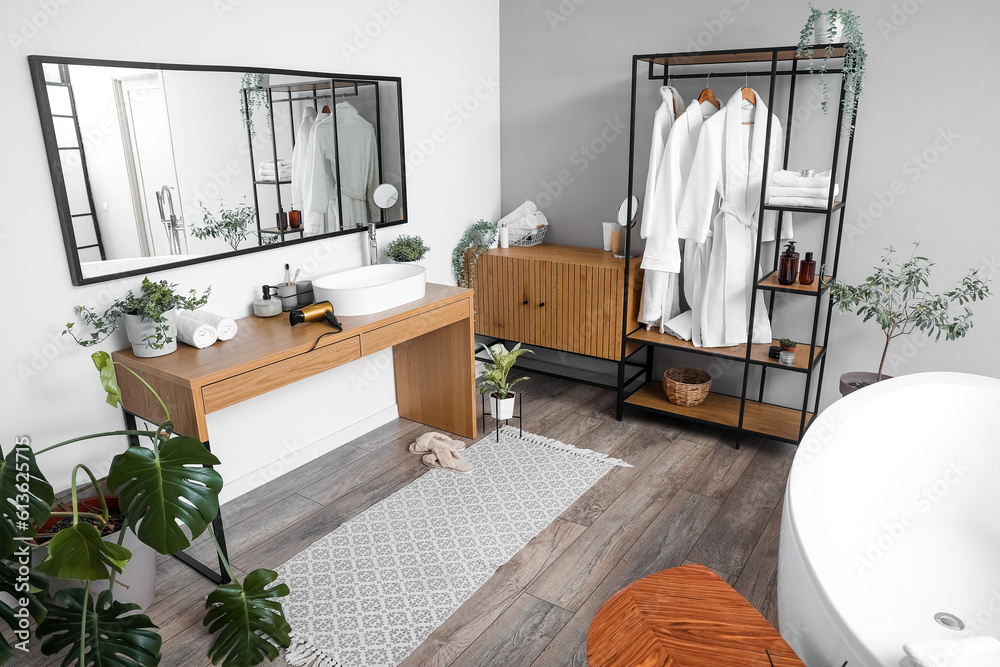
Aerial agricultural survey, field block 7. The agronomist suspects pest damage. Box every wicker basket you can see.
[662,368,712,407]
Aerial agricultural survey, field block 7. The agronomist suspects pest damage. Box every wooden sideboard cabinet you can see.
[473,245,641,361]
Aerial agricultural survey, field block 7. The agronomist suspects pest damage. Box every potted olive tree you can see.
[193,199,258,250]
[829,243,992,395]
[477,342,532,419]
[0,352,291,665]
[64,277,211,358]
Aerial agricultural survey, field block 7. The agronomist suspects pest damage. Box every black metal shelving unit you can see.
[615,44,859,448]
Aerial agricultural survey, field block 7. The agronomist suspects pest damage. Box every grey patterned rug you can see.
[279,425,630,667]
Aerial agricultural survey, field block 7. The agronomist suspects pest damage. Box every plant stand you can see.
[481,391,523,443]
[122,409,231,584]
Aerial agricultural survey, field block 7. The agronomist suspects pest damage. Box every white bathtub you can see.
[81,254,202,278]
[778,372,1000,666]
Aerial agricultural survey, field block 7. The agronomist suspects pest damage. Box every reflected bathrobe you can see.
[308,101,380,231]
[677,89,792,348]
[637,86,684,329]
[290,107,329,236]
[639,98,719,333]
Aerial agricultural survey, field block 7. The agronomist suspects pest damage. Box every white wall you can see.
[2,0,500,502]
[499,0,1000,409]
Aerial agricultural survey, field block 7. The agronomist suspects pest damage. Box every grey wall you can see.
[500,0,1000,409]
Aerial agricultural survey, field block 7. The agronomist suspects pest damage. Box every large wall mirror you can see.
[29,56,407,285]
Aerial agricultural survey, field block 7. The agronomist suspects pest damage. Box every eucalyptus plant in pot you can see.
[452,219,497,290]
[477,343,532,419]
[828,243,992,395]
[64,277,211,358]
[0,351,291,665]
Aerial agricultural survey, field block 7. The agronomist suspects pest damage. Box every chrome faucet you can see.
[367,221,378,265]
[155,185,186,255]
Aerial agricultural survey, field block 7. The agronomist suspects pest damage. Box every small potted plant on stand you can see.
[64,277,211,358]
[477,342,532,419]
[829,243,992,395]
[384,234,430,264]
[778,339,797,365]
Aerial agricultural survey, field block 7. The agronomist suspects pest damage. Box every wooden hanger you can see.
[321,105,330,114]
[697,88,721,110]
[741,88,756,105]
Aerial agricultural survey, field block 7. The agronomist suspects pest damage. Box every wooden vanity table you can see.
[112,283,476,581]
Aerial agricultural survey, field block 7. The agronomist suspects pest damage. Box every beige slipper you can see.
[421,448,474,473]
[409,432,467,455]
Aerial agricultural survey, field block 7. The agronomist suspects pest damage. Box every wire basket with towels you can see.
[510,225,547,247]
[498,200,549,247]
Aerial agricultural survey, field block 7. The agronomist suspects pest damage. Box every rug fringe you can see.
[284,634,346,667]
[500,425,632,468]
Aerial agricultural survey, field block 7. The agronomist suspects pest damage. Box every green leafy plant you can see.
[63,277,211,351]
[193,199,258,251]
[477,343,532,399]
[240,72,270,139]
[452,220,497,290]
[384,234,430,262]
[779,338,797,349]
[0,351,292,666]
[828,242,992,381]
[796,5,867,136]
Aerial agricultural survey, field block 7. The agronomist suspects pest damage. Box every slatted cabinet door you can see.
[473,245,640,361]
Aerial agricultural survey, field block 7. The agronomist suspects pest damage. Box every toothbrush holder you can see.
[277,284,298,311]
[296,280,314,306]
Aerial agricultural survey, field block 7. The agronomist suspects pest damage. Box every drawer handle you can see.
[539,302,545,307]
[523,300,529,305]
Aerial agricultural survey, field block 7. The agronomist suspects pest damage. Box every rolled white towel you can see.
[767,196,831,209]
[771,169,832,188]
[902,636,1000,667]
[769,183,840,199]
[663,310,693,341]
[259,160,291,169]
[176,314,218,349]
[498,200,538,227]
[509,211,548,241]
[184,309,238,341]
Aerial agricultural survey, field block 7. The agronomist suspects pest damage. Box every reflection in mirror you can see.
[29,57,407,285]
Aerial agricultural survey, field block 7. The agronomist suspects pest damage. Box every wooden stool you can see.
[587,564,805,666]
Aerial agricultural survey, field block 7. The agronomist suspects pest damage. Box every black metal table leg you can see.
[121,408,231,584]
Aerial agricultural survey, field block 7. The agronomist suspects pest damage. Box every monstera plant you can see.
[0,351,291,666]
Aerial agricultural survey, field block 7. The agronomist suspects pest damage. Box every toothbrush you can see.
[284,263,290,285]
[291,269,301,285]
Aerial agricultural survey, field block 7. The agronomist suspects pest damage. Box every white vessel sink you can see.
[312,263,426,316]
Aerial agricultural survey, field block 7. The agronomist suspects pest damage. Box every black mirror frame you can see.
[27,55,408,286]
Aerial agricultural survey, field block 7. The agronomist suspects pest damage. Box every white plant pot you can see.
[813,14,845,44]
[490,393,516,420]
[124,309,177,357]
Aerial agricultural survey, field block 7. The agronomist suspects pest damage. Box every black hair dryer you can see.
[289,301,343,331]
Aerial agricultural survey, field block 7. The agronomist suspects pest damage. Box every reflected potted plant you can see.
[829,243,992,395]
[240,72,270,138]
[477,343,532,419]
[0,351,292,665]
[384,234,429,264]
[64,277,211,358]
[194,198,257,251]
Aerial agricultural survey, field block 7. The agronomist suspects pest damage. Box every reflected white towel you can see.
[184,310,238,341]
[767,196,830,209]
[769,183,840,199]
[498,201,538,227]
[260,160,291,169]
[770,169,831,188]
[663,310,693,341]
[902,636,1000,667]
[258,167,292,181]
[176,314,218,349]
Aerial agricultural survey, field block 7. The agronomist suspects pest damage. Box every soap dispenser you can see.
[253,285,282,317]
[799,251,817,285]
[778,241,799,285]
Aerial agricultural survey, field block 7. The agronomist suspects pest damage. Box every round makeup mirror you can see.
[617,196,639,227]
[373,184,399,210]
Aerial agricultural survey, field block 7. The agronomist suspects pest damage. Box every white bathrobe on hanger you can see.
[308,101,380,230]
[291,107,316,220]
[637,86,684,330]
[677,89,792,348]
[639,97,719,332]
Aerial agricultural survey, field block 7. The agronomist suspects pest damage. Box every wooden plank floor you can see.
[19,375,795,667]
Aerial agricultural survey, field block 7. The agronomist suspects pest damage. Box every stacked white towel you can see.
[498,201,537,227]
[183,309,238,341]
[771,169,832,188]
[258,159,292,181]
[768,171,840,208]
[176,314,218,349]
[901,636,1000,667]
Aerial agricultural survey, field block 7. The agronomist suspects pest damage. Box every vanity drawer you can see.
[201,335,362,413]
[362,299,470,355]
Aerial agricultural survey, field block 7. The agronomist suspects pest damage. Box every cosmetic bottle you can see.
[253,285,282,317]
[499,222,509,249]
[799,251,817,285]
[778,241,799,285]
